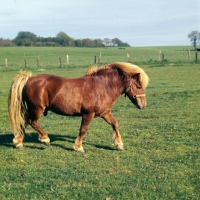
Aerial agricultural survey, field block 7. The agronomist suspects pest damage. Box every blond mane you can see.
[86,62,149,89]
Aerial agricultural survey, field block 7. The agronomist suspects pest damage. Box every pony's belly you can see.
[49,100,82,116]
[49,106,82,116]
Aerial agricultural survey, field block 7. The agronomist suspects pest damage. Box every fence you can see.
[1,49,199,69]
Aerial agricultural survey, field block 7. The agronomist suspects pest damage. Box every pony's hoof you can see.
[73,144,85,153]
[16,145,23,149]
[44,142,50,146]
[116,144,124,151]
[76,149,85,153]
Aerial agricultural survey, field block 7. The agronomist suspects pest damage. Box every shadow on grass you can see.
[0,132,115,151]
[0,132,75,149]
[0,132,14,148]
[93,144,115,151]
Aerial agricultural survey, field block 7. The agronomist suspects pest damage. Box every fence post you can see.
[59,57,62,68]
[37,56,40,67]
[5,58,8,68]
[66,55,69,65]
[94,56,97,64]
[162,53,164,62]
[98,53,101,63]
[24,58,27,68]
[127,52,130,62]
[188,50,191,60]
[24,53,28,68]
[196,51,198,62]
[158,50,162,61]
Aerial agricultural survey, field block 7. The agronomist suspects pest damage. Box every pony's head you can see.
[124,73,147,109]
[105,62,149,109]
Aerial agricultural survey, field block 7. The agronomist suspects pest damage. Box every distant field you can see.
[0,47,199,200]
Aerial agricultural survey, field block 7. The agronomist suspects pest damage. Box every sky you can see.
[0,0,200,46]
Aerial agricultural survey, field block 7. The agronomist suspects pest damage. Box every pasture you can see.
[0,46,200,200]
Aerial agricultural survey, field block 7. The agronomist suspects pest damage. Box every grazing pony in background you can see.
[8,62,149,152]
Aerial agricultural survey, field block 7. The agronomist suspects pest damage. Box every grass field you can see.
[0,46,200,200]
[0,46,198,69]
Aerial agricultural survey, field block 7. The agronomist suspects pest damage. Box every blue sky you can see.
[0,0,199,46]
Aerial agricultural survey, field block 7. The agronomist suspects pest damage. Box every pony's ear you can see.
[132,73,140,81]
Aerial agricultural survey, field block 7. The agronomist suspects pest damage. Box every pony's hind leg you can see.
[102,112,124,150]
[13,124,26,148]
[13,133,24,148]
[29,119,50,145]
[27,109,50,145]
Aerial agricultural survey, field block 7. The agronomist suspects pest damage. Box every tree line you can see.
[0,31,130,47]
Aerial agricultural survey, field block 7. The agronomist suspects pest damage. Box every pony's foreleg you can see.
[74,113,95,153]
[29,119,50,145]
[102,112,124,150]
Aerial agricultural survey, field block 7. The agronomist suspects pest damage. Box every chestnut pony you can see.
[8,62,149,152]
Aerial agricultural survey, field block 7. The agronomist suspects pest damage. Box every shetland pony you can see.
[8,62,149,152]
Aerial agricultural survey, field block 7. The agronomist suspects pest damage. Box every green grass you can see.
[0,47,200,200]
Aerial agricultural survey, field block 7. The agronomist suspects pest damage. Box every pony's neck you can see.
[95,69,127,98]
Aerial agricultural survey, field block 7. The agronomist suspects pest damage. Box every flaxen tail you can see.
[8,71,32,137]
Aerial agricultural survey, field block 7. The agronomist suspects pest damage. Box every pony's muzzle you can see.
[137,104,146,109]
[136,99,147,109]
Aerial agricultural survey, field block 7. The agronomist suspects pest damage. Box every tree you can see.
[13,31,37,46]
[0,38,13,46]
[68,38,75,46]
[82,38,96,47]
[75,39,82,47]
[112,38,122,46]
[16,31,37,39]
[103,38,112,46]
[95,38,104,47]
[118,42,130,47]
[187,31,200,50]
[56,32,70,46]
